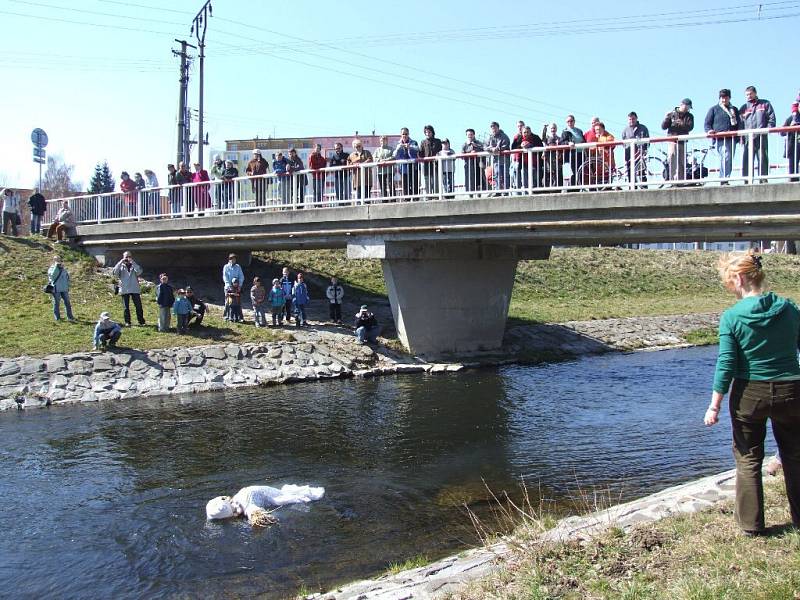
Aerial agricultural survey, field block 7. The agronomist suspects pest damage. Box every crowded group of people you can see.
[46,249,380,351]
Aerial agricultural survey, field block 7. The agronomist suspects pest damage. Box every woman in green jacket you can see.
[705,249,800,535]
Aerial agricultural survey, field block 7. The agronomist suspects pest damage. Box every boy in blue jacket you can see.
[292,272,310,327]
[173,288,192,334]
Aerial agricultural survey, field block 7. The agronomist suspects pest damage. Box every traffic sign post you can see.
[31,128,48,192]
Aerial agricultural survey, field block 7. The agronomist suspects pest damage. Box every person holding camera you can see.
[354,305,380,344]
[1,188,21,237]
[661,98,695,182]
[112,251,146,327]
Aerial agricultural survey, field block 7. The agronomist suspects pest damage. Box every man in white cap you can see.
[245,149,269,208]
[354,304,380,344]
[93,311,122,350]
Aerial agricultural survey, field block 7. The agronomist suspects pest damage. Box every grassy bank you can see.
[263,247,800,323]
[456,478,800,599]
[4,239,800,357]
[0,237,289,357]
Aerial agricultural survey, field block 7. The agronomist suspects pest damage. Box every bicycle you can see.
[576,150,667,192]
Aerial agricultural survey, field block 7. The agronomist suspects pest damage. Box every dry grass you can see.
[452,479,800,600]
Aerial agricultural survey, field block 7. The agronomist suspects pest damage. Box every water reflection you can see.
[0,346,742,599]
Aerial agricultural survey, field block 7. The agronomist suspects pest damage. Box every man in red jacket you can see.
[308,143,327,205]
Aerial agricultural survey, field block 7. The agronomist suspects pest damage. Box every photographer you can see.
[354,305,380,344]
[185,286,206,327]
[112,251,146,327]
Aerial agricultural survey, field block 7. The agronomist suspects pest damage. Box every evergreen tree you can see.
[88,161,115,193]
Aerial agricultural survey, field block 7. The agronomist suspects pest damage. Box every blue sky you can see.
[1,0,797,189]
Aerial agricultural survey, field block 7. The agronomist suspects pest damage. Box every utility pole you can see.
[191,0,212,168]
[173,39,196,166]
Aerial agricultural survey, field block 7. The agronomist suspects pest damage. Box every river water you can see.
[0,346,754,599]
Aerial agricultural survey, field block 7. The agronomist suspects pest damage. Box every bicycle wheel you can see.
[575,159,604,192]
[641,156,668,189]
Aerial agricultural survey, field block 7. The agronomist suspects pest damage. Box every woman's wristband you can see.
[707,406,720,412]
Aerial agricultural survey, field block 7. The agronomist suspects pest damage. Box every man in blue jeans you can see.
[354,305,380,344]
[47,255,76,322]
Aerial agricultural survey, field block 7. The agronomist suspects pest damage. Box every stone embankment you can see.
[307,470,737,599]
[0,313,720,411]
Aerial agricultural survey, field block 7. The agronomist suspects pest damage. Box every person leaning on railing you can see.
[287,148,307,206]
[308,144,327,205]
[705,250,800,537]
[462,129,486,196]
[560,115,585,187]
[245,149,269,208]
[221,160,239,211]
[621,111,651,185]
[588,122,615,185]
[373,136,395,200]
[781,97,800,183]
[347,139,373,200]
[739,85,776,183]
[704,88,741,183]
[542,123,564,188]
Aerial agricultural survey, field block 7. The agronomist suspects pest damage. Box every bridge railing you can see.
[44,126,800,226]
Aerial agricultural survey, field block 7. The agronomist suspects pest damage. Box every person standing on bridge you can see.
[112,251,146,327]
[210,155,225,211]
[560,115,585,188]
[329,142,351,204]
[621,112,651,186]
[661,98,695,182]
[308,144,327,205]
[348,139,373,201]
[781,98,800,183]
[246,149,269,209]
[373,136,395,200]
[175,162,193,214]
[486,122,511,193]
[120,172,138,219]
[418,125,442,198]
[287,148,307,207]
[739,86,776,183]
[462,129,486,196]
[705,250,800,536]
[704,89,741,183]
[393,128,419,199]
[223,253,245,299]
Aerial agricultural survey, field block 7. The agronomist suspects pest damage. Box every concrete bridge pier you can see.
[348,241,551,358]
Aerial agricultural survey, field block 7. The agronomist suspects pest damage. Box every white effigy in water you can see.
[206,484,325,527]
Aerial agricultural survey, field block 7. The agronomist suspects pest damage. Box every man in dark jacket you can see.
[328,142,351,203]
[661,98,694,182]
[418,125,442,198]
[621,112,651,184]
[739,86,776,182]
[704,89,741,182]
[354,305,380,344]
[27,190,46,235]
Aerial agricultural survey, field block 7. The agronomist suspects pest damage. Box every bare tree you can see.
[41,157,82,198]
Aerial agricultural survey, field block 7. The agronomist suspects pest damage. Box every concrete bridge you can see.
[72,183,800,357]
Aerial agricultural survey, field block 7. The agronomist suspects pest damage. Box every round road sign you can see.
[31,128,48,148]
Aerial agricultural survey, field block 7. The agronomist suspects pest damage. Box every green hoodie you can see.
[713,292,800,394]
